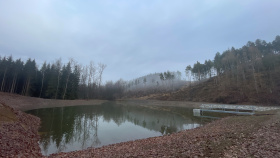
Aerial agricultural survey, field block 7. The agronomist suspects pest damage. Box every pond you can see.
[27,102,215,155]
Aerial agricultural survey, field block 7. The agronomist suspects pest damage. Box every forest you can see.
[166,35,280,104]
[123,71,187,98]
[123,35,280,103]
[1,35,280,103]
[187,35,280,85]
[0,58,117,100]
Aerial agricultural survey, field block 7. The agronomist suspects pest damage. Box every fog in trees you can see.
[122,71,187,98]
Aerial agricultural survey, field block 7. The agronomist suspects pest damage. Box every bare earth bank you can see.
[0,92,280,157]
[0,104,42,157]
[0,92,106,111]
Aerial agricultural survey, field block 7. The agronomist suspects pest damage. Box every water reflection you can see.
[27,102,202,155]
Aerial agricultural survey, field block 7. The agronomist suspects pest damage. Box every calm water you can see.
[27,102,211,155]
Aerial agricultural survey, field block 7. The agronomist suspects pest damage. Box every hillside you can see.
[150,36,280,105]
[122,71,188,98]
[152,71,280,105]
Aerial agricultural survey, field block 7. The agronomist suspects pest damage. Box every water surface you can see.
[27,102,206,155]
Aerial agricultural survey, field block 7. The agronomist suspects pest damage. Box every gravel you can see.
[0,104,42,157]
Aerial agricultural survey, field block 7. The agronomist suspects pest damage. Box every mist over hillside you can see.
[122,71,189,98]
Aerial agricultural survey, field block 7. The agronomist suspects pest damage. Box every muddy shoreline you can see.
[1,92,280,157]
[0,92,107,111]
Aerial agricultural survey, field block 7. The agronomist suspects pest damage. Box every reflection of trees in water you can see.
[123,105,195,134]
[40,108,54,155]
[101,103,125,126]
[28,105,101,154]
[160,125,177,135]
[77,113,101,149]
[91,114,100,147]
[81,114,89,149]
[142,120,146,128]
[74,112,101,150]
[56,107,66,153]
[27,102,201,155]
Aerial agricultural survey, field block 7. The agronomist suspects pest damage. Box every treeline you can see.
[185,60,213,82]
[0,57,111,100]
[0,56,187,100]
[184,35,280,103]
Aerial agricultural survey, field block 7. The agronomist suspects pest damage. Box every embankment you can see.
[0,92,280,157]
[0,103,42,157]
[152,76,280,105]
[0,92,106,111]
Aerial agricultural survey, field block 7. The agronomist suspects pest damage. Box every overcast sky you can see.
[0,0,280,82]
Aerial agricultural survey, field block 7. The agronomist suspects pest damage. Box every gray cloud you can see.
[1,0,280,82]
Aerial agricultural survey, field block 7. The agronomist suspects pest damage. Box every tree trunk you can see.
[252,65,258,94]
[236,65,239,88]
[39,72,45,98]
[25,77,30,96]
[62,73,70,100]
[1,68,7,91]
[21,80,27,95]
[10,73,17,93]
[55,72,60,99]
[268,67,273,93]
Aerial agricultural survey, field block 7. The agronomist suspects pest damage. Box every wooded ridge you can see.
[1,35,280,103]
[155,36,280,105]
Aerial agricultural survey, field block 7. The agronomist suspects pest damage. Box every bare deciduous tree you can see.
[97,63,106,88]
